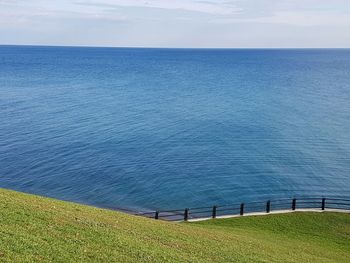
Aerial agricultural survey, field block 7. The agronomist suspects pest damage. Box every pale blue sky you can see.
[1,0,350,47]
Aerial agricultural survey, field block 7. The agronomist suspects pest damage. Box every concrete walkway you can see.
[187,208,350,222]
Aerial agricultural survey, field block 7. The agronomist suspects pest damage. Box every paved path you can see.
[187,208,350,222]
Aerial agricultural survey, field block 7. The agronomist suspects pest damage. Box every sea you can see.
[0,46,349,211]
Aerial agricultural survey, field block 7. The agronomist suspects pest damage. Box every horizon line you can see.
[1,44,350,50]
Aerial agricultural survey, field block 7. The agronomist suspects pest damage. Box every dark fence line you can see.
[138,197,350,222]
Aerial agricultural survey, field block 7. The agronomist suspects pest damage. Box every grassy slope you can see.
[0,188,349,262]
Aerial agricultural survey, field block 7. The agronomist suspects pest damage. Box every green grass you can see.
[0,188,349,262]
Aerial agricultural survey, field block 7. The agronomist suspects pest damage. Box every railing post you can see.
[292,198,296,211]
[240,203,244,216]
[155,211,159,219]
[322,198,326,210]
[212,206,217,219]
[266,200,271,213]
[184,208,189,221]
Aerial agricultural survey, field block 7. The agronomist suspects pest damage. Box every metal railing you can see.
[138,197,350,222]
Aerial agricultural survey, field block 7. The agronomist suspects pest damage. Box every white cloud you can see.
[256,11,350,26]
[213,11,350,27]
[75,0,242,15]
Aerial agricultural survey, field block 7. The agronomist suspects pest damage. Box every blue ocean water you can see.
[0,46,349,211]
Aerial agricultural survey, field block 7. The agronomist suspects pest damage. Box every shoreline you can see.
[0,187,349,262]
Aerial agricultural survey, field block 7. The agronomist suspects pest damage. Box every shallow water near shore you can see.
[0,46,349,211]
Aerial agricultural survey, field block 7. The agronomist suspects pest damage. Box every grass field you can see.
[0,188,349,262]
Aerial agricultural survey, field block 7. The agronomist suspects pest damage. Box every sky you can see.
[1,0,350,48]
